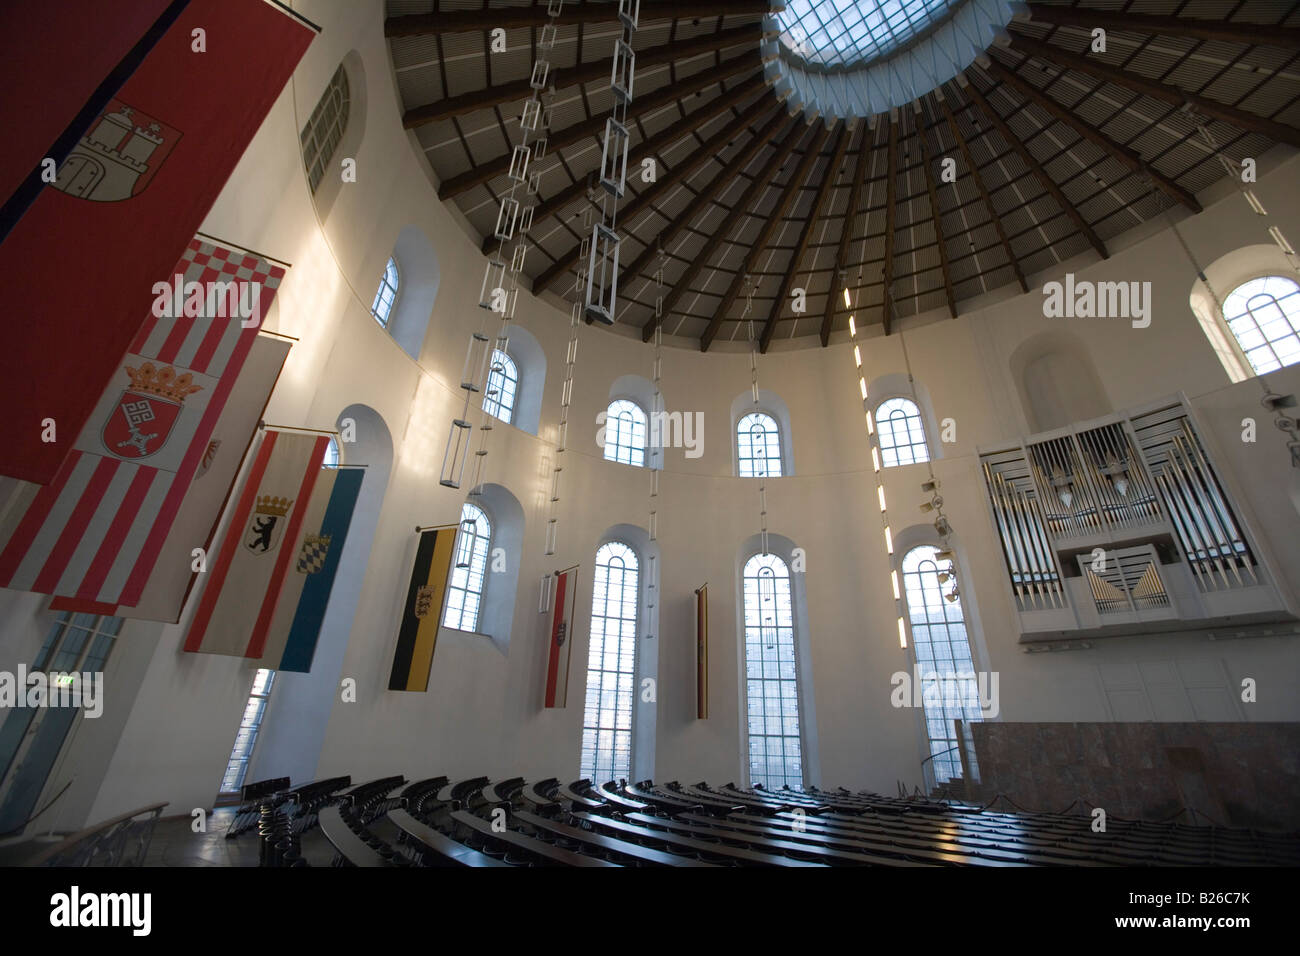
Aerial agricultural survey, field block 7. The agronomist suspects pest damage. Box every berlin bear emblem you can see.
[246,496,293,555]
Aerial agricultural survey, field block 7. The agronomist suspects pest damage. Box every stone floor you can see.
[0,807,336,867]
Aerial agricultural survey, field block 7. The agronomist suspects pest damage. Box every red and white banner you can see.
[0,239,287,609]
[0,0,315,485]
[544,565,580,708]
[184,430,327,659]
[48,329,290,622]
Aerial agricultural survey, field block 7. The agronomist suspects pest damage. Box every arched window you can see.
[1222,275,1300,374]
[876,396,930,467]
[370,256,399,328]
[581,541,639,783]
[737,412,783,478]
[603,399,647,466]
[743,552,802,790]
[443,502,492,633]
[323,436,341,468]
[901,545,982,784]
[301,64,350,194]
[483,349,519,424]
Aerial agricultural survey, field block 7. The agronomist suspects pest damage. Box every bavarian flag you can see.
[258,465,364,673]
[388,526,456,692]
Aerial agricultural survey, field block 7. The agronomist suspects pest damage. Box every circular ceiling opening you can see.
[776,0,965,69]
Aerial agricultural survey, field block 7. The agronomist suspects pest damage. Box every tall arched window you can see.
[603,399,647,466]
[483,349,519,424]
[370,256,399,328]
[581,541,639,783]
[301,64,350,194]
[743,552,803,790]
[443,502,492,632]
[1222,275,1300,374]
[876,396,930,467]
[737,412,783,478]
[901,545,982,784]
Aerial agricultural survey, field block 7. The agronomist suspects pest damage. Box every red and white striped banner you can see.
[0,238,286,608]
[544,565,580,708]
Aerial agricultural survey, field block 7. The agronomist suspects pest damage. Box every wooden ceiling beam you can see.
[533,94,776,294]
[912,102,957,319]
[702,122,834,352]
[483,72,766,255]
[1022,4,1300,50]
[959,75,1110,261]
[881,113,897,335]
[1008,33,1300,149]
[641,113,800,342]
[761,124,849,353]
[933,92,1029,293]
[402,22,761,129]
[439,53,762,200]
[387,2,778,37]
[984,59,1201,214]
[820,123,871,345]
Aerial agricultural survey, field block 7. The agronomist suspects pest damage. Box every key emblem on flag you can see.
[101,362,201,460]
[414,584,436,619]
[245,495,293,555]
[197,439,222,478]
[51,100,181,202]
[296,534,332,575]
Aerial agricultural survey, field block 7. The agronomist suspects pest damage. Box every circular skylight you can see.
[777,0,965,69]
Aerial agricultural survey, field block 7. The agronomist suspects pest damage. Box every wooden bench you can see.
[388,808,509,867]
[318,806,394,867]
[451,810,620,867]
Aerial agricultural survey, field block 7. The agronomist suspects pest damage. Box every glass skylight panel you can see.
[776,0,962,68]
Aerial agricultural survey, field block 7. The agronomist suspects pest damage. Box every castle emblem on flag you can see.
[51,99,181,202]
[246,495,293,555]
[101,362,202,460]
[414,584,436,619]
[296,534,332,574]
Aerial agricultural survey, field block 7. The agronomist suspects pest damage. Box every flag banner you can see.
[47,329,290,622]
[696,583,709,720]
[183,430,327,659]
[388,527,457,693]
[0,239,288,609]
[0,0,315,485]
[261,466,364,673]
[543,565,580,708]
[0,0,178,209]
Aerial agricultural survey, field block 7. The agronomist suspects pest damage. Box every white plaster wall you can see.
[1,0,1298,828]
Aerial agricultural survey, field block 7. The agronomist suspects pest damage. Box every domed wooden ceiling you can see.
[387,0,1300,351]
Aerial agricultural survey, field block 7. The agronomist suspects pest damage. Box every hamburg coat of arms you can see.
[52,99,181,202]
[101,362,201,460]
[246,495,294,555]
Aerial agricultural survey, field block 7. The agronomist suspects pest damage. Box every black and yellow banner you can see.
[388,526,456,692]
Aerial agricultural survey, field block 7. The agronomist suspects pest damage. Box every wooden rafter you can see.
[438,53,762,200]
[984,59,1201,213]
[534,95,776,294]
[1023,4,1300,50]
[820,123,871,345]
[386,2,777,37]
[933,92,1029,293]
[959,75,1110,261]
[701,122,833,352]
[483,73,766,255]
[882,113,897,335]
[1008,34,1300,149]
[762,124,849,353]
[402,23,761,129]
[912,102,957,319]
[641,114,800,342]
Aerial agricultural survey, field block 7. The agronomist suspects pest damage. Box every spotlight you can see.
[1261,392,1297,412]
[937,572,950,584]
[920,479,940,493]
[945,589,960,603]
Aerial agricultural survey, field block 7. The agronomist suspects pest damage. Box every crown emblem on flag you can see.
[124,362,203,402]
[255,495,293,517]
